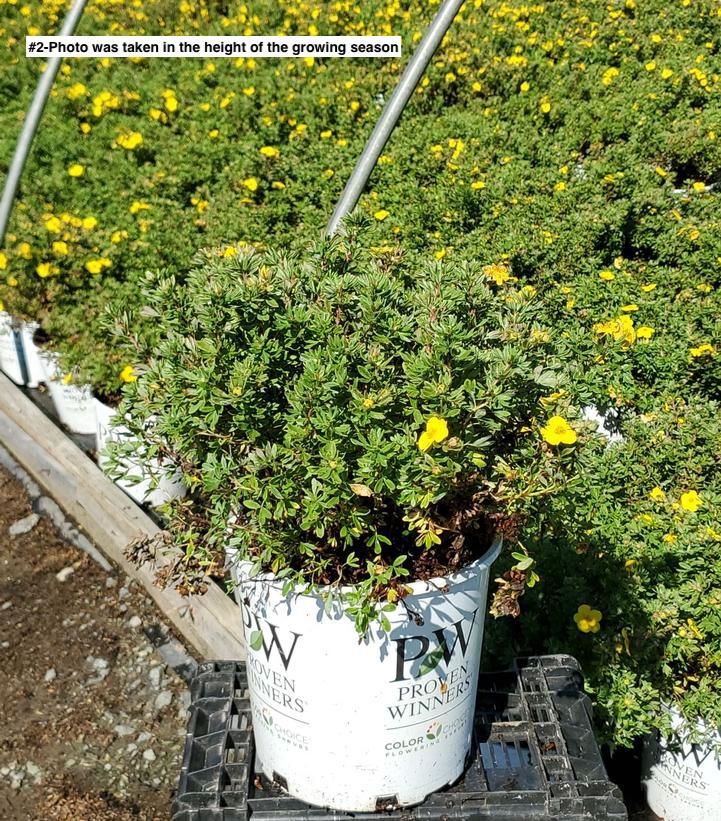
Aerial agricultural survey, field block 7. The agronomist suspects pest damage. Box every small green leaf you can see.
[418,646,444,676]
[249,630,263,652]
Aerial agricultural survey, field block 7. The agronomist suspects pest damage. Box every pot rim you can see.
[229,533,503,598]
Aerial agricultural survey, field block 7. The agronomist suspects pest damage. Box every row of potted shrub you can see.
[0,307,184,508]
[3,222,721,816]
[97,226,721,817]
[0,0,719,814]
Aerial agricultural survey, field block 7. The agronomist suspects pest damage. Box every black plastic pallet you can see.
[172,655,627,820]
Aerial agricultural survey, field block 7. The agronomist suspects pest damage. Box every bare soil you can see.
[0,466,188,820]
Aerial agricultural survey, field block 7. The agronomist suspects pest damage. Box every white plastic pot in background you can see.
[581,405,623,444]
[20,323,47,388]
[40,351,96,435]
[0,311,27,385]
[95,398,186,508]
[643,706,721,821]
[230,536,502,812]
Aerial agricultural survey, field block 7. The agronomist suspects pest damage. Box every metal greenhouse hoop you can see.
[0,0,464,246]
[326,0,465,236]
[0,0,88,248]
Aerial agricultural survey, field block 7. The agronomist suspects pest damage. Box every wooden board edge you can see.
[0,373,246,661]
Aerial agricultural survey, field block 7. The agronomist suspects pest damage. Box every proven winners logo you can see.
[385,609,479,727]
[241,604,306,717]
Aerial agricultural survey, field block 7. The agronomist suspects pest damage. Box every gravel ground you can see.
[0,463,193,820]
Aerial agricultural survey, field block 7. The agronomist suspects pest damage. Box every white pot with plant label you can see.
[0,311,27,385]
[95,398,186,508]
[643,706,721,821]
[39,352,96,435]
[230,536,501,812]
[111,235,583,812]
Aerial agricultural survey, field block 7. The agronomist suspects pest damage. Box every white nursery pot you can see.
[21,323,47,388]
[40,351,97,435]
[0,311,26,385]
[643,706,721,821]
[95,399,186,508]
[230,535,502,811]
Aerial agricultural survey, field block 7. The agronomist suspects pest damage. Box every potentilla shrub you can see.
[113,220,586,631]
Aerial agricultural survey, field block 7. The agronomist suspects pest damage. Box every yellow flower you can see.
[374,209,389,221]
[574,605,602,633]
[259,146,279,158]
[82,216,97,230]
[541,415,577,446]
[520,81,530,92]
[119,365,137,383]
[625,559,637,572]
[689,343,715,358]
[242,177,258,192]
[417,416,449,452]
[602,67,619,86]
[594,314,636,345]
[85,257,111,275]
[680,491,701,512]
[271,181,286,190]
[621,304,638,312]
[68,163,85,177]
[117,131,143,150]
[539,95,551,113]
[66,82,87,100]
[692,181,706,192]
[208,129,219,139]
[129,201,150,214]
[483,262,511,285]
[0,251,6,269]
[44,216,62,233]
[599,269,615,281]
[36,262,58,278]
[52,241,68,255]
[18,242,32,259]
[661,68,674,79]
[636,326,654,339]
[649,487,665,501]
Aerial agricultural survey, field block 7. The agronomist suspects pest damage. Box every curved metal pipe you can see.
[326,0,465,236]
[0,0,89,248]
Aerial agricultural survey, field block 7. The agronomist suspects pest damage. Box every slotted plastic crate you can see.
[172,655,627,820]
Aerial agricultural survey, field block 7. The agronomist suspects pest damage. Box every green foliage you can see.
[109,219,581,633]
[485,396,721,746]
[0,0,719,749]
